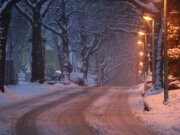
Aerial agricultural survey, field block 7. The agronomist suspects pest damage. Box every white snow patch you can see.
[129,85,180,135]
[0,82,81,135]
[0,81,78,105]
[70,72,96,86]
[168,48,180,61]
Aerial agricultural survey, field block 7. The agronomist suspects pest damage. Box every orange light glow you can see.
[143,16,153,21]
[139,70,142,74]
[139,52,144,56]
[139,62,143,66]
[138,41,143,45]
[138,31,145,36]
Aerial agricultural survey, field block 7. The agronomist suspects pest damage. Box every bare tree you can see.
[76,1,140,86]
[0,0,19,92]
[42,0,90,84]
[15,0,53,83]
[7,7,31,72]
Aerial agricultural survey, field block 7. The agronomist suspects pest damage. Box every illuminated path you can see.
[1,87,155,135]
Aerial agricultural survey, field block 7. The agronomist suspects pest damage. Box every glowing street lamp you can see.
[138,41,143,45]
[139,70,142,74]
[139,62,143,66]
[138,31,148,76]
[138,31,145,36]
[143,16,153,21]
[139,52,144,57]
[143,15,155,84]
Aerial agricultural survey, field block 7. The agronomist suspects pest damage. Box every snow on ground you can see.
[85,88,114,135]
[129,84,180,135]
[0,81,78,106]
[71,72,96,86]
[0,81,81,135]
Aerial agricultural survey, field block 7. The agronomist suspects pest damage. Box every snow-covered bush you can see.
[168,48,180,62]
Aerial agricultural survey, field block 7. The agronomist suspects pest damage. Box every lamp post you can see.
[138,31,148,76]
[137,41,145,79]
[164,0,168,102]
[143,16,155,85]
[140,61,143,67]
[137,31,148,83]
[139,52,144,57]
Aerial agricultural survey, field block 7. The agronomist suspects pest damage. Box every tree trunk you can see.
[60,0,71,85]
[62,31,71,85]
[31,7,45,83]
[82,58,89,86]
[155,11,164,90]
[0,8,12,92]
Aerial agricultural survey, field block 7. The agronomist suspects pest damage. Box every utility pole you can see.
[143,15,155,85]
[164,0,169,102]
[152,18,155,85]
[144,33,148,76]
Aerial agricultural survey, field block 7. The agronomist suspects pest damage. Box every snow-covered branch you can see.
[38,0,48,7]
[129,0,159,13]
[85,34,100,59]
[25,0,35,8]
[66,0,90,17]
[15,3,33,24]
[106,25,138,34]
[42,21,63,39]
[41,0,53,18]
[92,33,114,53]
[0,0,16,14]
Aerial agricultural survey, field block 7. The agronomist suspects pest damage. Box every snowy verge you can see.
[71,72,96,86]
[128,84,180,135]
[0,82,81,135]
[0,81,79,105]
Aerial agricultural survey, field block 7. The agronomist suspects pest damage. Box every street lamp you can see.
[140,62,143,66]
[143,15,155,85]
[139,70,142,74]
[143,16,153,21]
[137,40,143,45]
[164,0,168,102]
[139,52,144,57]
[138,31,148,76]
[138,31,145,36]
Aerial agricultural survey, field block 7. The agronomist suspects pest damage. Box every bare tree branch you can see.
[66,0,90,17]
[15,3,33,25]
[41,0,53,18]
[106,25,138,34]
[25,0,35,8]
[127,0,159,13]
[42,21,64,39]
[0,0,19,14]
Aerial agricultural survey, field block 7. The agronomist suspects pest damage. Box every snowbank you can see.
[168,48,180,61]
[129,84,180,135]
[0,81,78,105]
[70,72,96,86]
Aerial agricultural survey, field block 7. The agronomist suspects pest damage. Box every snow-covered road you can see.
[0,87,155,135]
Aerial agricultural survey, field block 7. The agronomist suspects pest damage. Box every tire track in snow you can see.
[0,88,72,112]
[86,87,155,135]
[15,87,103,135]
[55,87,108,135]
[0,87,82,135]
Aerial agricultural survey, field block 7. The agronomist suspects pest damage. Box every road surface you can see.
[0,87,155,135]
